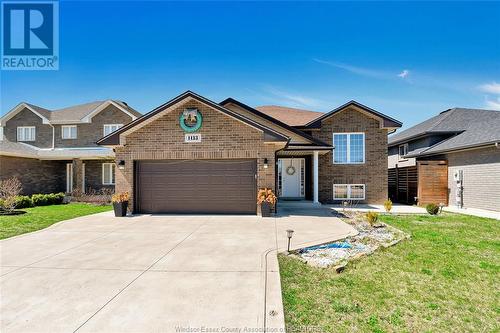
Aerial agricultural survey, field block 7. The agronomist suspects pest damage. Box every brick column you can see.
[72,159,84,194]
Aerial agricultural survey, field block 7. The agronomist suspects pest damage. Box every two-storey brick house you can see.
[0,100,141,195]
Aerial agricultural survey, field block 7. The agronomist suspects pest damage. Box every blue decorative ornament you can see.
[180,108,203,132]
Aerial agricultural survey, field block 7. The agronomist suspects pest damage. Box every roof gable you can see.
[305,100,402,130]
[1,100,140,125]
[97,91,289,146]
[0,103,51,125]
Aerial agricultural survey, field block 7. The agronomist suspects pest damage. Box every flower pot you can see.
[113,201,128,217]
[260,201,273,217]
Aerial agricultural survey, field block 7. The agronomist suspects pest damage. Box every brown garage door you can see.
[136,159,257,214]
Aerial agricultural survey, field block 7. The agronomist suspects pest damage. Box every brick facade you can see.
[114,99,284,213]
[54,105,134,148]
[312,107,389,204]
[4,108,53,148]
[0,156,66,194]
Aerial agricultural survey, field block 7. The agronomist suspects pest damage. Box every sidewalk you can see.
[443,206,500,220]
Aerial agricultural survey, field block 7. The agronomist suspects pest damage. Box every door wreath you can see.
[286,165,296,175]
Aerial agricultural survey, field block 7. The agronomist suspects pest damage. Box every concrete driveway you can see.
[1,207,356,332]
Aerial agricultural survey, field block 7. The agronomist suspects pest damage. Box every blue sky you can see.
[1,1,499,129]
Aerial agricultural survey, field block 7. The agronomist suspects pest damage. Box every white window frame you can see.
[0,127,3,141]
[17,126,36,142]
[103,124,123,137]
[333,132,365,164]
[61,125,77,139]
[398,143,408,161]
[333,184,366,200]
[102,163,116,185]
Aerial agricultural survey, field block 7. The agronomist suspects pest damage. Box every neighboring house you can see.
[388,108,500,212]
[0,100,141,195]
[97,91,401,214]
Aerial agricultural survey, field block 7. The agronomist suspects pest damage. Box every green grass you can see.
[0,203,112,239]
[278,213,500,332]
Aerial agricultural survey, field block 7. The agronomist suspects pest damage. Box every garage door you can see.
[136,159,257,214]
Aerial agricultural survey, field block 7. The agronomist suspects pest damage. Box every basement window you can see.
[333,184,365,200]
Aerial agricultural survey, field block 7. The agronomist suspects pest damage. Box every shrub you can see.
[366,211,379,225]
[71,188,113,205]
[14,195,34,209]
[32,194,50,206]
[0,177,22,212]
[46,192,65,205]
[426,203,440,215]
[383,199,393,212]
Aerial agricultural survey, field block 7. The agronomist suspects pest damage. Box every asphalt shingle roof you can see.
[10,100,141,123]
[254,105,324,126]
[390,108,500,156]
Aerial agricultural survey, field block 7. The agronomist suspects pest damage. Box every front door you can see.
[278,158,305,198]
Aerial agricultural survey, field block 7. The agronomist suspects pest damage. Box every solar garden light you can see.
[286,229,294,253]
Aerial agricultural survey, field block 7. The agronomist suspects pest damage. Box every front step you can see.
[277,200,321,208]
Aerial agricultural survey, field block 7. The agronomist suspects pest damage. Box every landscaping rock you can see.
[298,212,410,270]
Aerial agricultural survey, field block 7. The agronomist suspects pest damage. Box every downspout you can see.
[49,123,55,149]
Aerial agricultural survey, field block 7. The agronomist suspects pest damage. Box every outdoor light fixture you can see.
[118,160,125,170]
[263,158,269,169]
[286,229,294,253]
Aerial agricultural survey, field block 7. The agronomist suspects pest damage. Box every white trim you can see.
[117,94,287,146]
[66,163,73,193]
[313,151,319,203]
[0,103,50,126]
[332,132,365,164]
[398,143,408,161]
[333,184,366,200]
[17,126,36,142]
[82,163,86,193]
[102,163,115,185]
[103,124,123,137]
[61,125,77,139]
[0,127,3,141]
[82,100,138,123]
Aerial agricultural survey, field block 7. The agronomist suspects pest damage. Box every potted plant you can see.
[112,192,130,217]
[257,188,277,217]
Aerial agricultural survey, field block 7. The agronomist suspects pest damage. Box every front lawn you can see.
[0,203,112,240]
[279,213,500,332]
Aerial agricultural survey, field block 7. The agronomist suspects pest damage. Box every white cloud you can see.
[398,70,410,79]
[485,97,500,110]
[260,85,329,109]
[313,58,389,79]
[478,82,500,94]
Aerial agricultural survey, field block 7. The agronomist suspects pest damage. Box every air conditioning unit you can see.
[453,170,463,182]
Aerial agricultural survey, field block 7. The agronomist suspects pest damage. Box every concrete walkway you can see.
[0,208,355,332]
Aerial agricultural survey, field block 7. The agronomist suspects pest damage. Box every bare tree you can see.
[0,177,22,212]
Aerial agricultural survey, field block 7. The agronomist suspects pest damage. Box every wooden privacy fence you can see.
[388,160,448,206]
[417,160,448,206]
[388,166,418,205]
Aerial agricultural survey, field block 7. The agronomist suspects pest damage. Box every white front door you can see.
[279,158,305,198]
